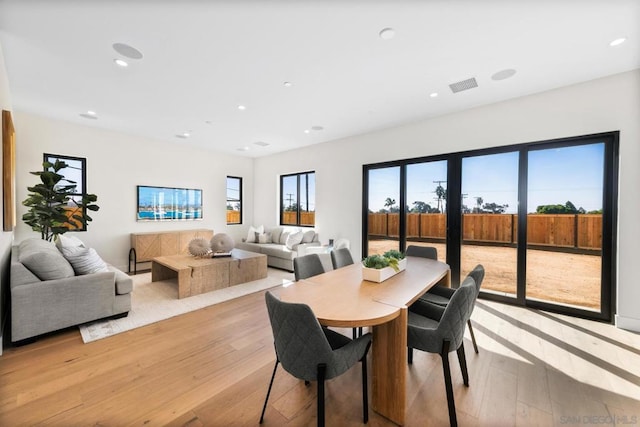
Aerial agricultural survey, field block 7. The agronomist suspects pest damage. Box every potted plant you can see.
[362,251,407,283]
[22,159,100,242]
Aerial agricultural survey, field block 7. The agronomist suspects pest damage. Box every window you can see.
[280,171,315,227]
[43,153,87,231]
[226,176,242,225]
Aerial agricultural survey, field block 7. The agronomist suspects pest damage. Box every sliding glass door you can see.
[362,132,617,321]
[461,152,519,297]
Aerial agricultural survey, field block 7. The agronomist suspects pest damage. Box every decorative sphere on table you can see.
[188,237,212,257]
[210,233,235,253]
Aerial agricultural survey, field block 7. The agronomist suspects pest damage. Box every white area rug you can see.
[79,268,294,343]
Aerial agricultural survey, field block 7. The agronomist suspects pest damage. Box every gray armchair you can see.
[260,291,372,426]
[407,275,478,427]
[293,253,325,281]
[417,264,485,353]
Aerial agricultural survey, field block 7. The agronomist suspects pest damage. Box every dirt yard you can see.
[368,240,601,310]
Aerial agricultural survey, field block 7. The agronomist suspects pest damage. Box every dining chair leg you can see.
[259,359,279,424]
[408,347,413,364]
[353,328,357,339]
[361,355,369,423]
[317,363,327,427]
[467,319,479,354]
[456,343,469,387]
[440,341,458,427]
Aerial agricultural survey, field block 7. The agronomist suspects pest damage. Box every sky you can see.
[281,172,316,211]
[368,143,605,214]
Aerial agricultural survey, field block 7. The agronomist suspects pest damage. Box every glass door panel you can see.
[367,167,400,255]
[526,143,604,311]
[461,152,519,296]
[405,161,447,262]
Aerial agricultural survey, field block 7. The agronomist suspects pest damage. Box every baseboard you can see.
[615,314,640,333]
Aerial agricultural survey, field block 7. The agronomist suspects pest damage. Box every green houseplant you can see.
[362,251,407,282]
[22,159,100,242]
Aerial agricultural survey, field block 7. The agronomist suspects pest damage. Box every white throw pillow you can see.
[285,231,304,249]
[61,246,109,275]
[55,234,86,250]
[279,231,290,245]
[245,225,264,243]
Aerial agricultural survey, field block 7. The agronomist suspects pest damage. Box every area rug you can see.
[79,269,294,343]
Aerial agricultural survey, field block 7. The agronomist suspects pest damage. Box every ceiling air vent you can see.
[449,77,478,93]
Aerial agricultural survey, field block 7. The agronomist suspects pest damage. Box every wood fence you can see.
[368,213,603,250]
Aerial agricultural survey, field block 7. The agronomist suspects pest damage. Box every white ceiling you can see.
[1,1,638,157]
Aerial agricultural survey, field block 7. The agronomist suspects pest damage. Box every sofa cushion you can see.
[301,229,316,243]
[259,244,297,261]
[270,227,284,244]
[61,246,110,275]
[258,232,272,244]
[18,238,75,281]
[286,231,304,249]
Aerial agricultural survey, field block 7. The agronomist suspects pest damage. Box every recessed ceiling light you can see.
[491,68,517,81]
[237,146,249,151]
[379,28,396,40]
[253,141,270,147]
[609,37,626,47]
[114,58,128,67]
[311,126,324,131]
[112,43,143,60]
[283,81,293,87]
[238,105,246,110]
[429,92,438,98]
[79,111,98,120]
[304,129,310,134]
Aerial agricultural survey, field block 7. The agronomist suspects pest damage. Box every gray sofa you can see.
[235,226,321,271]
[10,238,132,343]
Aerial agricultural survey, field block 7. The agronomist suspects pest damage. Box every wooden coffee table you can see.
[151,249,268,299]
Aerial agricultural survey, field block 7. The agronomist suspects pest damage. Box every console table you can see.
[129,229,214,274]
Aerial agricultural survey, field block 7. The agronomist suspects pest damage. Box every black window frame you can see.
[43,152,88,232]
[226,176,243,225]
[279,171,315,227]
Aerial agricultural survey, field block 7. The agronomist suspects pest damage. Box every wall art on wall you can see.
[137,185,203,221]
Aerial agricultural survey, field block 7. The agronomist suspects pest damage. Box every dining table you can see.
[276,255,451,425]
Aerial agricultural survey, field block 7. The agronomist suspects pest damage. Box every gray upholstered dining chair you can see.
[418,264,485,354]
[260,291,373,426]
[293,253,325,281]
[405,244,438,260]
[407,275,478,427]
[330,247,354,269]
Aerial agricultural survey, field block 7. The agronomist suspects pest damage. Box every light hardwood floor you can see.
[1,289,639,426]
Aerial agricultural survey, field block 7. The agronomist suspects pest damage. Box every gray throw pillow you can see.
[61,246,110,275]
[19,238,75,281]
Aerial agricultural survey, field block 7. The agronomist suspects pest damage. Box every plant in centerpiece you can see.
[362,251,407,283]
[22,159,99,242]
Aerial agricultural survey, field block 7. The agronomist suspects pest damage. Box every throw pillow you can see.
[258,232,272,244]
[61,246,110,275]
[279,231,290,245]
[301,230,316,243]
[19,240,75,281]
[270,227,284,244]
[285,231,304,249]
[55,234,85,250]
[246,225,264,243]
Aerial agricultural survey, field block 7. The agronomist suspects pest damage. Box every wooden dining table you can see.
[276,255,451,425]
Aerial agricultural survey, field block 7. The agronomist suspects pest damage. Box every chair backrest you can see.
[466,264,485,294]
[293,254,325,281]
[405,245,437,260]
[265,291,335,380]
[331,248,354,269]
[436,275,478,350]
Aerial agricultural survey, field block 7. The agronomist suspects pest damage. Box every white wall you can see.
[13,113,255,271]
[254,70,640,332]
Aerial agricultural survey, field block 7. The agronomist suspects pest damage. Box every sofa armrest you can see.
[294,242,322,256]
[108,266,133,295]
